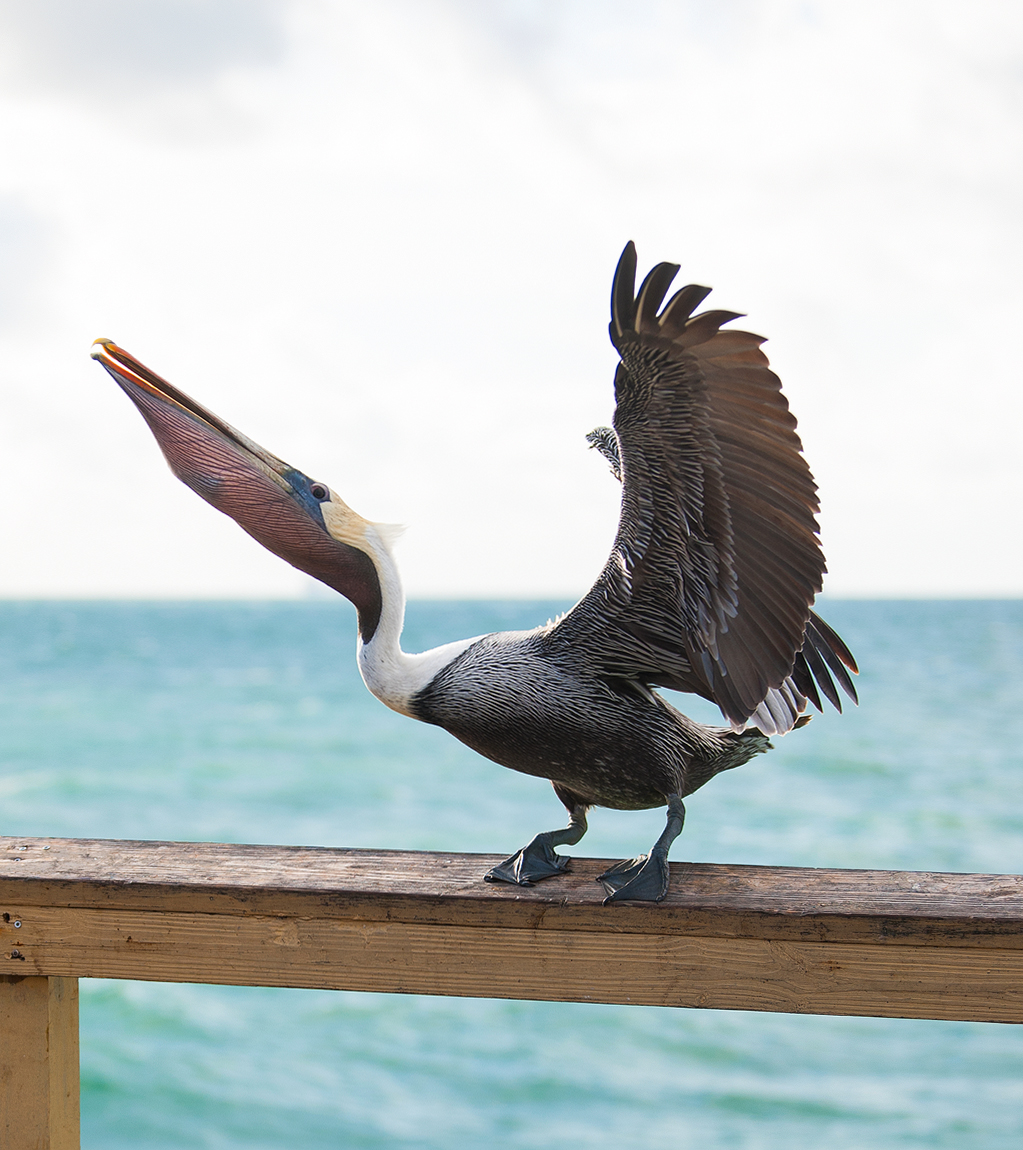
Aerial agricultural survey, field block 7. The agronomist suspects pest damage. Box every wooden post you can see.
[0,974,80,1150]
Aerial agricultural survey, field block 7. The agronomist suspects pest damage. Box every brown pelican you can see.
[91,243,856,903]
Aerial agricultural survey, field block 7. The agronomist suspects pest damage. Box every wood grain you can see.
[2,836,1022,947]
[0,975,79,1150]
[4,906,1023,1022]
[3,836,1023,1023]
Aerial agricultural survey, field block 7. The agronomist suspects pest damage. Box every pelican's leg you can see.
[484,791,590,887]
[598,793,685,904]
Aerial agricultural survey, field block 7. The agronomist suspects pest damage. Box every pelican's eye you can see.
[310,483,329,501]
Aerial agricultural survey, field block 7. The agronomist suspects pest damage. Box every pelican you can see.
[92,244,857,903]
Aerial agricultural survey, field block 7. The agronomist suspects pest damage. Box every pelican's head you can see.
[91,339,384,640]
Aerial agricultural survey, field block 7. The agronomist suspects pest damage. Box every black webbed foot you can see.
[598,793,686,905]
[484,831,571,886]
[598,852,670,903]
[484,789,589,888]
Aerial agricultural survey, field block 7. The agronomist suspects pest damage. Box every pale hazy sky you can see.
[0,0,1020,598]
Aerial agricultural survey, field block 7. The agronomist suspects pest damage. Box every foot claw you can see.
[598,852,670,903]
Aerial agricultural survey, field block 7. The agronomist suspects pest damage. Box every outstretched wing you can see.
[553,243,857,733]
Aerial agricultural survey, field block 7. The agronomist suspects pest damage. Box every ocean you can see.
[2,599,1022,1148]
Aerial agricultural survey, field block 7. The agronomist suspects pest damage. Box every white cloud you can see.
[0,0,286,93]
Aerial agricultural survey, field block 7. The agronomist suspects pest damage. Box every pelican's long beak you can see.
[92,339,382,636]
[93,338,304,492]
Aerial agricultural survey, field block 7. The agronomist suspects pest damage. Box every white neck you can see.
[356,527,477,719]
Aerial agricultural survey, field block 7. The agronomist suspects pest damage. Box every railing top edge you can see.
[2,836,1022,948]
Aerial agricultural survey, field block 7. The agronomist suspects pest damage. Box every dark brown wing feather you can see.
[554,242,856,729]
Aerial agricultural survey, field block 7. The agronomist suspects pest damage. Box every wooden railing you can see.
[3,834,1023,1148]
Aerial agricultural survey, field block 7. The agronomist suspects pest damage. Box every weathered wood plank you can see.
[3,836,1023,1023]
[3,836,1022,948]
[4,906,1023,1023]
[0,975,80,1150]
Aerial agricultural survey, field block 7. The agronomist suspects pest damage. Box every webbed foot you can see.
[484,796,589,887]
[598,793,686,905]
[484,832,571,886]
[598,852,670,903]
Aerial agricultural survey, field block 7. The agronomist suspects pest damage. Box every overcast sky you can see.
[0,0,1020,599]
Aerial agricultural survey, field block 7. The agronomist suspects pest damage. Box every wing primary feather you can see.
[799,632,843,712]
[677,310,746,349]
[659,283,713,334]
[790,652,823,712]
[808,609,859,674]
[635,262,680,331]
[805,618,859,704]
[611,242,638,345]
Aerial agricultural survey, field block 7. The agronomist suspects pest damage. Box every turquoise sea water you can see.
[2,599,1023,1148]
